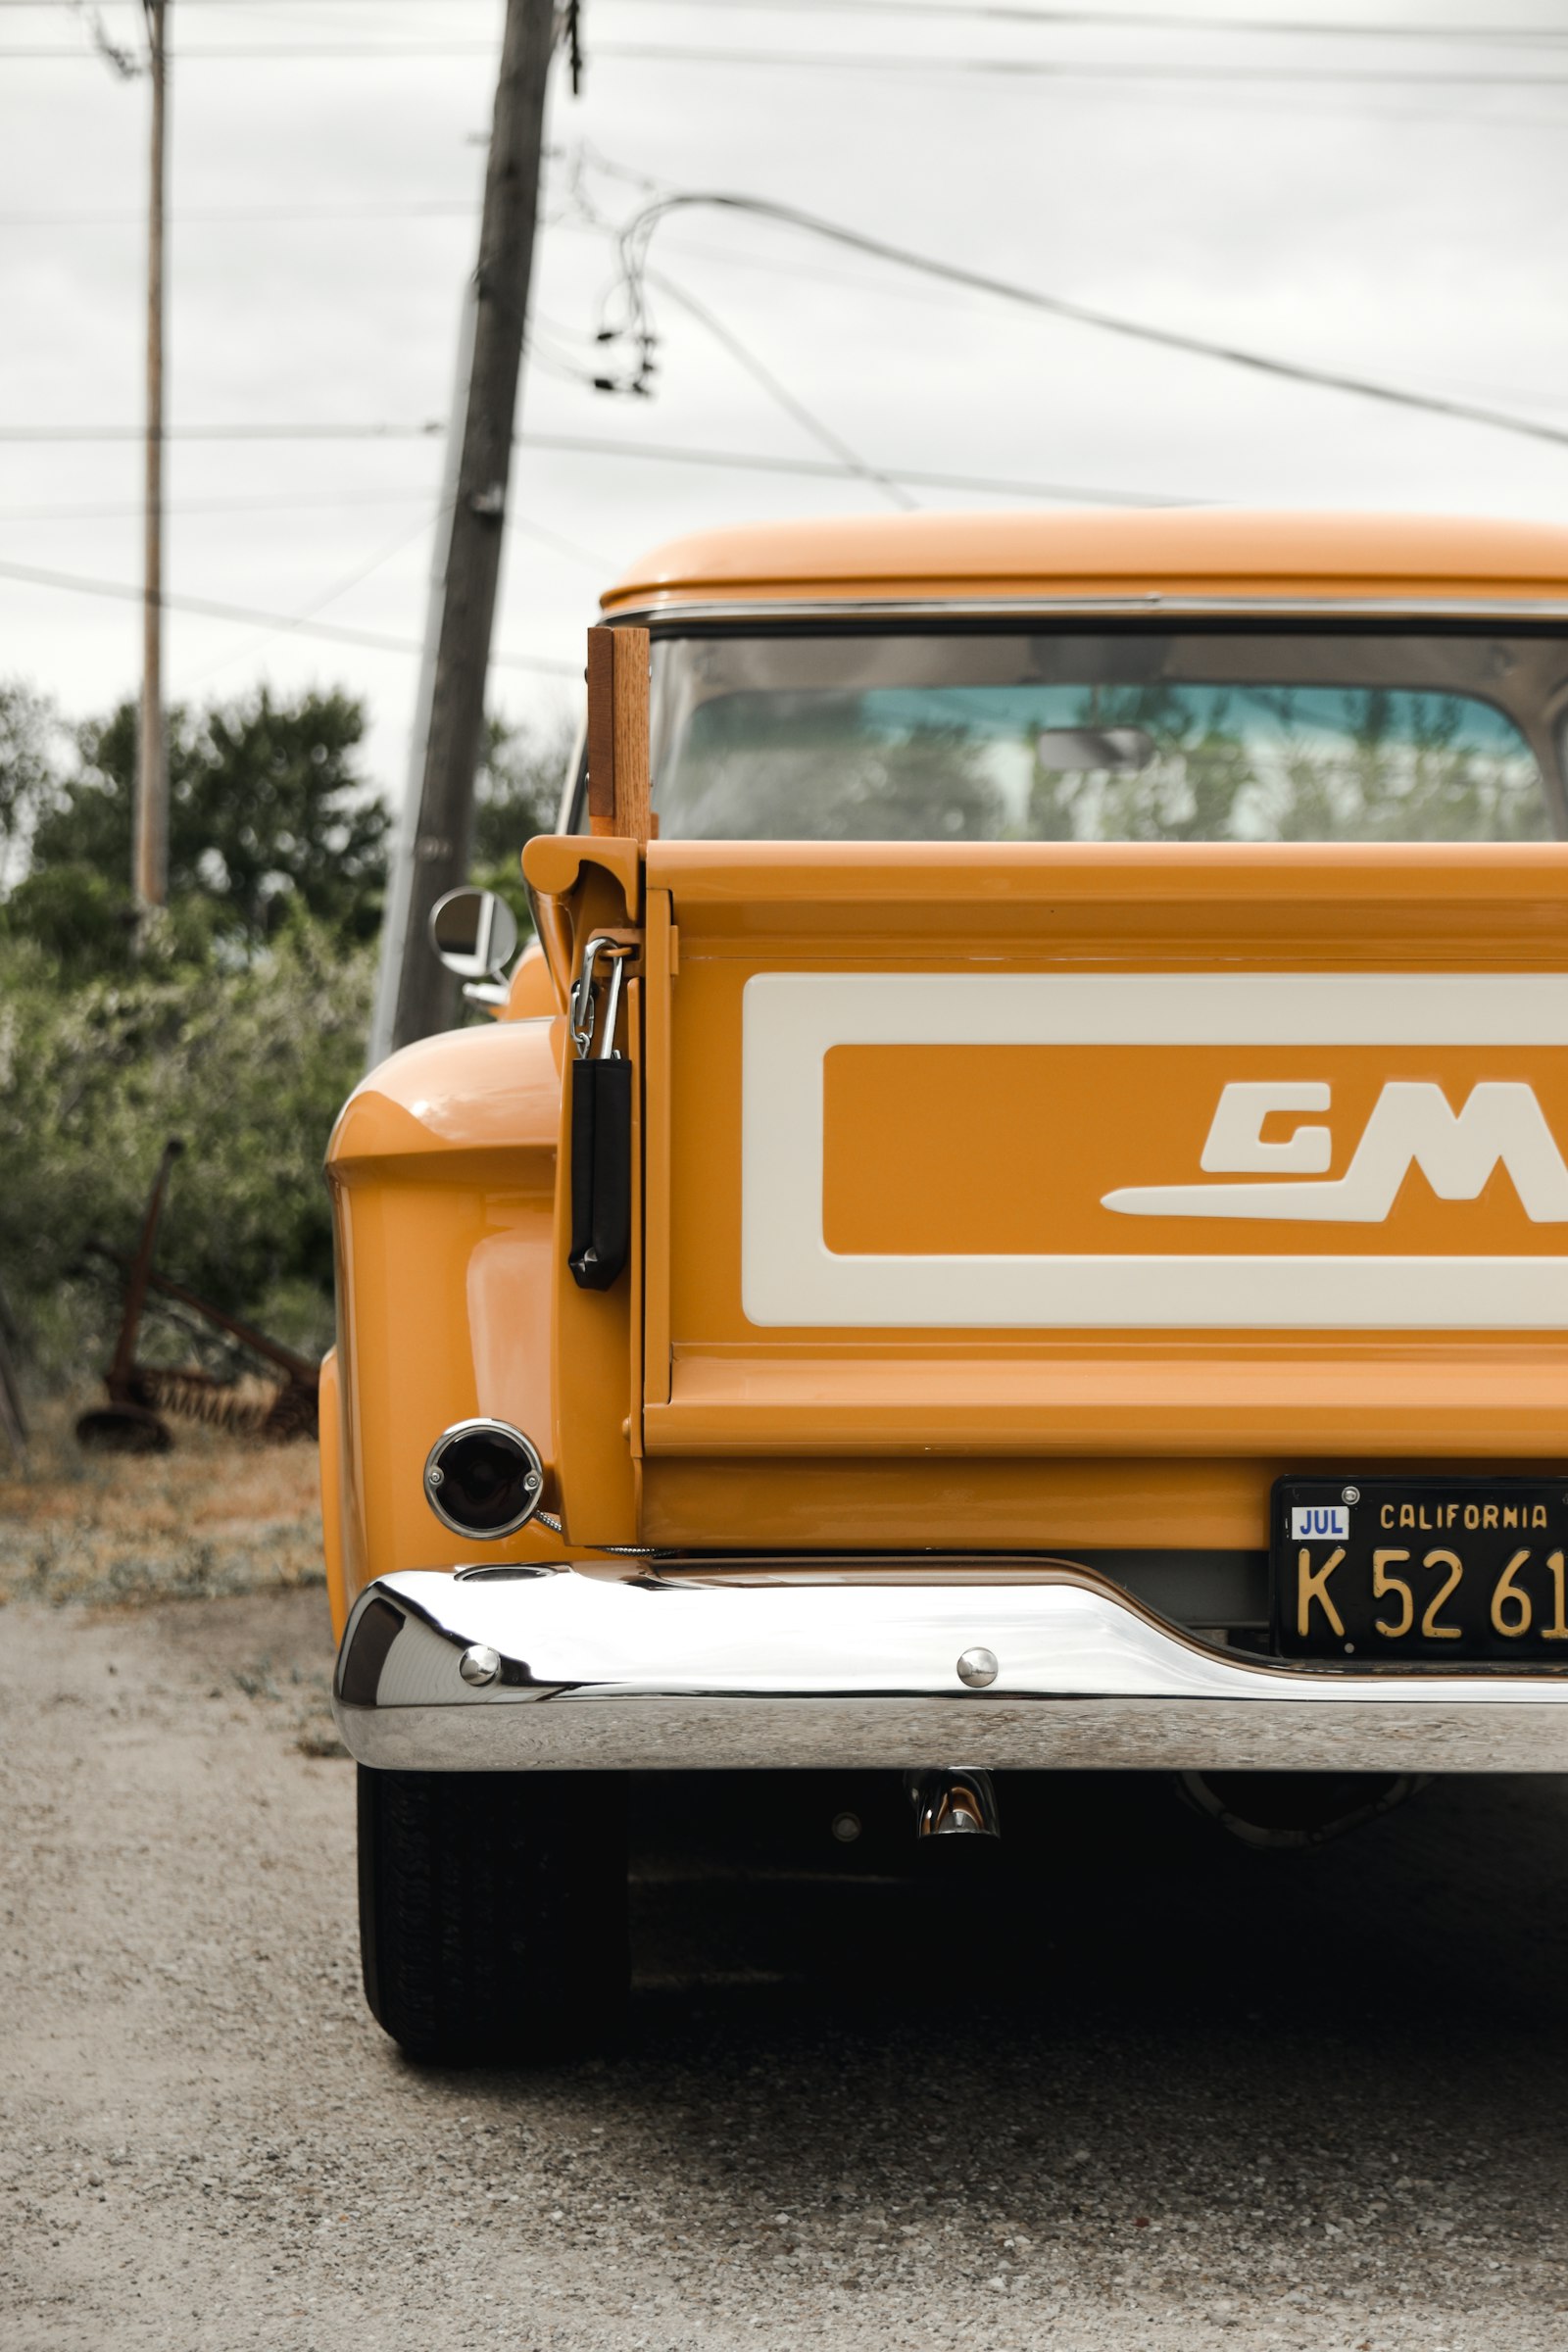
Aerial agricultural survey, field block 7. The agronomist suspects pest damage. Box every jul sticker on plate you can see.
[1290,1504,1349,1542]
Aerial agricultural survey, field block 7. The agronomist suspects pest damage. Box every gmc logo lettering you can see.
[1102,1081,1568,1224]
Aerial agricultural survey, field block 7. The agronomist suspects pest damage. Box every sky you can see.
[2,0,1567,805]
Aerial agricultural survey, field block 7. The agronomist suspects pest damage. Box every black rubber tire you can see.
[357,1767,628,2066]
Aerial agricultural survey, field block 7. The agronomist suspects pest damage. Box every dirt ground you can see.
[5,1429,1568,2351]
[0,1402,324,1611]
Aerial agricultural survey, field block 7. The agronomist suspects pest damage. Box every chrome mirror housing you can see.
[428,887,519,1004]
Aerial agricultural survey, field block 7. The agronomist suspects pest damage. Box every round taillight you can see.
[422,1419,545,1540]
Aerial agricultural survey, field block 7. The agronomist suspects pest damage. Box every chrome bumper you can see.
[331,1566,1568,1775]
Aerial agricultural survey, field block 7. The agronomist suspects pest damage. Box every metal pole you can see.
[367,278,476,1073]
[135,0,168,910]
[105,1137,183,1403]
[382,0,557,1057]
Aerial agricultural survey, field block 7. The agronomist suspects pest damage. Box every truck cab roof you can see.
[601,508,1568,617]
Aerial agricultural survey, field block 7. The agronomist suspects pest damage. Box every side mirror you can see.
[1036,726,1154,774]
[428,887,519,982]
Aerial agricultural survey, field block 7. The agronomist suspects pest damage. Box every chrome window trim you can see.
[564,600,1568,836]
[607,594,1568,628]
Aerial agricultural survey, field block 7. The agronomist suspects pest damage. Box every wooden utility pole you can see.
[135,0,168,910]
[377,0,557,1055]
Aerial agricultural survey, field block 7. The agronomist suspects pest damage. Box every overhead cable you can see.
[0,424,1200,504]
[174,504,451,688]
[600,0,1568,37]
[638,270,917,513]
[8,0,1563,28]
[0,558,576,674]
[597,44,1568,85]
[610,192,1568,455]
[8,37,1568,81]
[0,489,614,568]
[0,198,481,225]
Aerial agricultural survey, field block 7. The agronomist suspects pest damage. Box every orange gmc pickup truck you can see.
[324,509,1568,2064]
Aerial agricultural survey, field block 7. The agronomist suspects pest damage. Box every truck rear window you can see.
[647,627,1567,844]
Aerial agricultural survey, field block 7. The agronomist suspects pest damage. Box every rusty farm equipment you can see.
[74,1138,320,1454]
[0,1278,27,1459]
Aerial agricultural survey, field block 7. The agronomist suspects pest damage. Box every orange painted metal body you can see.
[321,513,1568,1638]
[599,507,1568,615]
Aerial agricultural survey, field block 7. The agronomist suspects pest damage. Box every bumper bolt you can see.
[956,1646,999,1689]
[459,1643,502,1688]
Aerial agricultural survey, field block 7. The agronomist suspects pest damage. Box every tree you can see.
[0,918,374,1371]
[1025,681,1549,846]
[10,685,388,963]
[468,711,576,933]
[0,682,392,1374]
[664,700,1004,840]
[0,681,65,887]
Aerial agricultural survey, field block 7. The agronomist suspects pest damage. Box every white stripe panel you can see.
[739,972,1568,1331]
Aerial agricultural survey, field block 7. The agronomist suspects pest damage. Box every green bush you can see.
[468,710,576,939]
[0,914,372,1379]
[0,678,389,1379]
[0,682,571,1384]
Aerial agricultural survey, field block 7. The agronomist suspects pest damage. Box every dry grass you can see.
[0,1394,324,1609]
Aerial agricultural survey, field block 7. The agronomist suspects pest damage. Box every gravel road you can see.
[6,1587,1568,2352]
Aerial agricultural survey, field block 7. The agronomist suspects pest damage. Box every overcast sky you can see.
[3,0,1567,800]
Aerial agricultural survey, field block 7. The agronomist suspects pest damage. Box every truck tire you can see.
[357,1767,628,2066]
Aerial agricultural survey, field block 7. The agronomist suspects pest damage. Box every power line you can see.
[564,163,912,510]
[0,487,439,520]
[577,213,1568,375]
[0,421,1201,502]
[641,269,917,513]
[521,431,1200,505]
[7,0,1564,24]
[175,503,450,688]
[67,0,139,77]
[0,198,481,225]
[0,0,494,4]
[6,38,1564,125]
[510,515,615,572]
[4,0,1565,36]
[611,193,1568,456]
[0,38,505,55]
[0,421,445,441]
[0,486,615,567]
[598,44,1568,85]
[8,36,1568,81]
[0,558,576,673]
[602,0,1568,36]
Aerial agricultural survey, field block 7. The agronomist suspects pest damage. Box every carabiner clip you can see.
[568,938,606,1059]
[568,938,638,1061]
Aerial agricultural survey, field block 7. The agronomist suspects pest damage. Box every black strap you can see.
[567,1056,632,1291]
